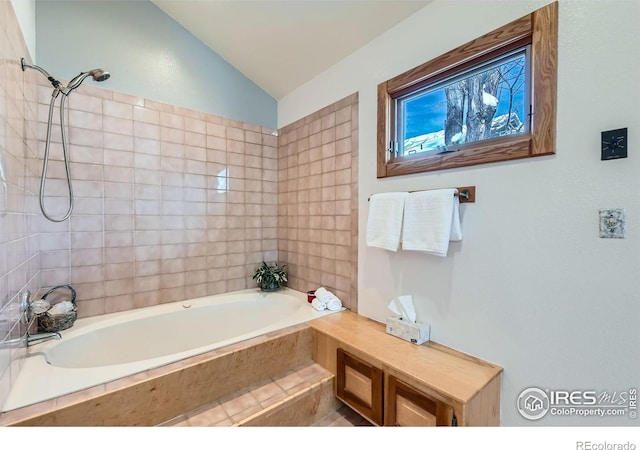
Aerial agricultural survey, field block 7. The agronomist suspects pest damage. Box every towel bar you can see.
[367,186,475,203]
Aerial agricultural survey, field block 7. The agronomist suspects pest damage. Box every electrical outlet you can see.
[599,209,625,238]
[601,128,627,160]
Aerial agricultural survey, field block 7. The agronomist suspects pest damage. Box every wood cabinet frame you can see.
[377,2,558,177]
[336,348,383,425]
[385,374,454,426]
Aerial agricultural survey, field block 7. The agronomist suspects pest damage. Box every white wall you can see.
[10,0,36,61]
[279,0,640,426]
[35,0,276,128]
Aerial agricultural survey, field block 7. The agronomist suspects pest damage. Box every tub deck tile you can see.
[0,399,56,426]
[219,390,259,418]
[274,370,306,392]
[249,380,284,404]
[161,360,335,427]
[1,324,317,426]
[186,402,227,426]
[258,391,288,409]
[159,415,189,427]
[105,371,149,392]
[54,385,107,409]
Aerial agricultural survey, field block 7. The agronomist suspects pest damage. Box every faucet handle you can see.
[20,290,32,322]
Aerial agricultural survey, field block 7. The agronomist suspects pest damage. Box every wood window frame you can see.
[377,2,557,178]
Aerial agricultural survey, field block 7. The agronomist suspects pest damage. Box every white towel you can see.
[402,189,462,257]
[311,287,343,311]
[311,297,327,311]
[366,192,409,252]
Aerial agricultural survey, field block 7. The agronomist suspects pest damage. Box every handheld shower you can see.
[65,68,111,93]
[20,58,110,222]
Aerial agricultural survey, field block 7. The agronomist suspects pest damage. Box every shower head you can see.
[89,68,110,82]
[20,57,111,93]
[65,68,110,93]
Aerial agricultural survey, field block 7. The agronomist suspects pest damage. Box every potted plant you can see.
[253,261,288,292]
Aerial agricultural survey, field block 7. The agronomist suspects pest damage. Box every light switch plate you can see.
[601,128,628,160]
[599,209,625,238]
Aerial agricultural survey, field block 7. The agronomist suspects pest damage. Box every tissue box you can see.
[385,316,430,345]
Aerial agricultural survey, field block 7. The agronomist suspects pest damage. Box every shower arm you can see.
[21,58,62,90]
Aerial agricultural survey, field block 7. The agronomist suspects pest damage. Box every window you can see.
[377,2,557,178]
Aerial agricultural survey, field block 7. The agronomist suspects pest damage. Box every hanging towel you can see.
[402,189,462,257]
[366,192,409,252]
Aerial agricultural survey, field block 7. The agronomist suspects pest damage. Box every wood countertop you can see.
[308,311,503,405]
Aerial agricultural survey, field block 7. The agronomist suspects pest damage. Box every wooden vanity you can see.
[308,311,502,426]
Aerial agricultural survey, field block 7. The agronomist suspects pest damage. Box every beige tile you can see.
[103,100,133,119]
[218,390,259,418]
[104,294,133,313]
[230,404,262,424]
[132,105,158,124]
[105,372,149,392]
[250,380,286,404]
[187,402,228,426]
[159,415,189,427]
[54,384,107,409]
[274,370,306,391]
[213,418,233,427]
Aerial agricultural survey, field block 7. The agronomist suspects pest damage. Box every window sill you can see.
[382,134,542,178]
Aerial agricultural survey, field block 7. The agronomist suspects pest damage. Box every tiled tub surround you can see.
[0,324,325,426]
[277,93,358,311]
[0,3,42,414]
[3,288,338,411]
[36,80,279,318]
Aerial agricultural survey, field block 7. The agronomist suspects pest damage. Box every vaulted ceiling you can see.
[152,1,431,99]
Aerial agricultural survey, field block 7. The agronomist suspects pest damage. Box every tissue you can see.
[386,295,430,345]
[387,295,417,323]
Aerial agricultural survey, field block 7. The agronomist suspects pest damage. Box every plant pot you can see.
[260,284,282,292]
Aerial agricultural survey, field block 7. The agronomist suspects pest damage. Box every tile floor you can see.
[311,404,373,427]
[160,360,372,427]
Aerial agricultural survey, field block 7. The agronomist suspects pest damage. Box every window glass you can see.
[399,48,528,156]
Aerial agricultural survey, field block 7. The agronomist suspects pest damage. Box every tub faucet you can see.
[0,331,61,349]
[0,291,63,349]
[26,331,62,346]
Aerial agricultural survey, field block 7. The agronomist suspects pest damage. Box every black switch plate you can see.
[601,128,627,160]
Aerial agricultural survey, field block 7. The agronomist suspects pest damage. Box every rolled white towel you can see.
[48,300,75,316]
[314,287,329,298]
[311,297,327,311]
[325,296,342,311]
[313,287,343,311]
[31,299,51,314]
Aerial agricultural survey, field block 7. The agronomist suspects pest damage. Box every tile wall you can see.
[36,82,279,317]
[0,2,359,412]
[0,2,42,411]
[277,93,358,311]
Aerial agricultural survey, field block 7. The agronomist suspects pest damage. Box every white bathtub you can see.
[2,288,339,412]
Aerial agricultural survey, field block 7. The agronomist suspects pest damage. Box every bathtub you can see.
[2,288,340,412]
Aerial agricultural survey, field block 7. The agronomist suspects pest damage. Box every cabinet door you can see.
[385,375,454,426]
[336,348,383,425]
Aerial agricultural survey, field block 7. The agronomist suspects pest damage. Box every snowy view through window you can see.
[400,50,527,155]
